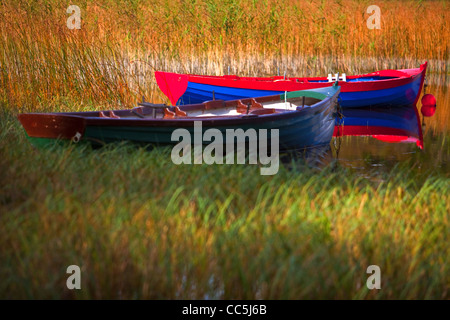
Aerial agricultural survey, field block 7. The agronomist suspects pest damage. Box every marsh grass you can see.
[0,110,449,299]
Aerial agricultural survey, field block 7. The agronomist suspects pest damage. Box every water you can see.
[244,73,449,174]
[318,73,449,174]
[331,134,448,173]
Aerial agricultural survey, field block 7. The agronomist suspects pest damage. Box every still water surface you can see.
[328,73,449,174]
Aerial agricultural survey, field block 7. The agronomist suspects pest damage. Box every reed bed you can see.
[1,0,449,111]
[0,111,449,299]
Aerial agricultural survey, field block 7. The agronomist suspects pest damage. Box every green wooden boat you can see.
[18,84,340,150]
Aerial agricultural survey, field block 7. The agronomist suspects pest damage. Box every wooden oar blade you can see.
[155,71,188,106]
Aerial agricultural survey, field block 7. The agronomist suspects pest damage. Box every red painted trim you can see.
[333,125,419,140]
[371,135,409,143]
[333,125,423,149]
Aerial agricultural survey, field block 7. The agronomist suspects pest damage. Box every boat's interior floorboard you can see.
[187,108,241,117]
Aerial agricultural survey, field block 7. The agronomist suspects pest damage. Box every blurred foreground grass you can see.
[1,0,449,300]
[1,110,448,299]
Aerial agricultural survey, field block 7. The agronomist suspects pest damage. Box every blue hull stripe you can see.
[179,77,421,108]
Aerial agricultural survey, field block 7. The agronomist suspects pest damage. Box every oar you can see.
[154,71,189,106]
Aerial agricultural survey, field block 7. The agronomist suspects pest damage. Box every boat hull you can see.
[82,103,335,150]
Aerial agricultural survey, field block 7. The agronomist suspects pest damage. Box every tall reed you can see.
[1,0,449,111]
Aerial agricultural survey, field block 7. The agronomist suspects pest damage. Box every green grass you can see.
[1,110,448,299]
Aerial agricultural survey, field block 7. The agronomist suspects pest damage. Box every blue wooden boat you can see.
[155,62,427,108]
[18,84,340,150]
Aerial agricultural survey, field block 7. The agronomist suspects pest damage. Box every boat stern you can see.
[18,113,87,146]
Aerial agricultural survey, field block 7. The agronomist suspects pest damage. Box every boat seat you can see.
[174,106,187,117]
[237,99,264,114]
[164,108,176,119]
[250,99,264,110]
[236,100,249,114]
[99,111,120,118]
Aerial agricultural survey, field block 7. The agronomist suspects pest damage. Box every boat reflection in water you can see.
[280,104,424,170]
[334,104,423,149]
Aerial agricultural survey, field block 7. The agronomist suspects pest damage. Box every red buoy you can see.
[421,94,436,117]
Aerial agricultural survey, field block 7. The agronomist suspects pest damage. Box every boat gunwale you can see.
[183,64,424,84]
